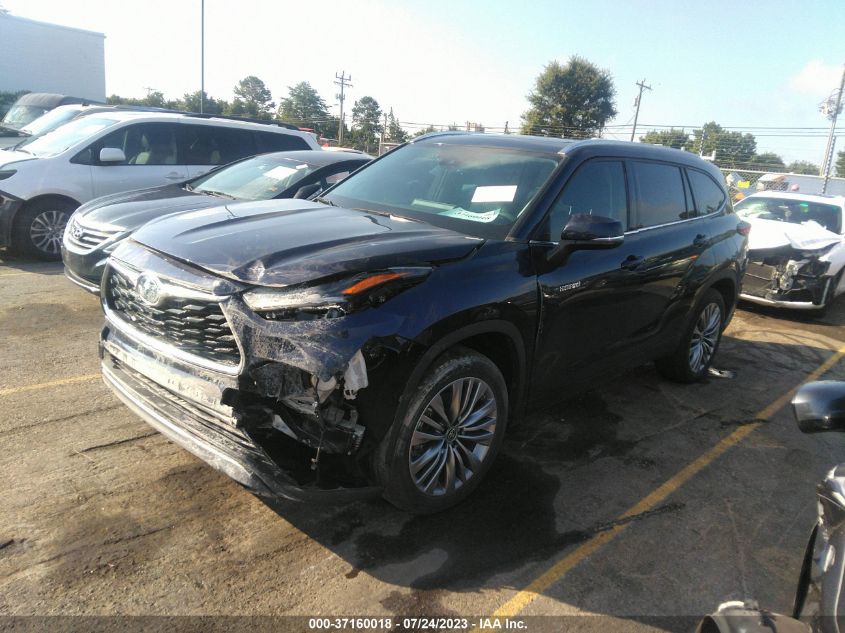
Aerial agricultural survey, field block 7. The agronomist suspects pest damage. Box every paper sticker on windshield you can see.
[264,165,299,180]
[440,208,500,223]
[471,185,517,203]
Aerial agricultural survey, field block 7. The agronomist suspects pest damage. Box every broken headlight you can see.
[799,259,831,278]
[242,267,431,321]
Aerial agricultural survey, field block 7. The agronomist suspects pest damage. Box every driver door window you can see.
[90,123,187,197]
[545,160,628,240]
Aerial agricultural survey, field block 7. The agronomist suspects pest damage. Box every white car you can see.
[0,111,320,259]
[736,191,845,312]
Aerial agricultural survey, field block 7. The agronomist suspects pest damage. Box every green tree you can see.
[787,160,821,175]
[640,128,688,149]
[521,56,617,138]
[278,81,330,134]
[350,96,382,152]
[413,125,438,138]
[386,108,408,143]
[177,91,226,114]
[233,75,274,119]
[751,152,785,171]
[836,151,845,178]
[686,122,756,169]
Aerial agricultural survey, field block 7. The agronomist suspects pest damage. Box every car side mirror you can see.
[293,183,322,199]
[99,147,126,164]
[791,381,845,433]
[549,214,624,265]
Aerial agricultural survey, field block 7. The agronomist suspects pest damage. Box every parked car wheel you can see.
[12,199,75,260]
[375,346,508,513]
[656,289,726,383]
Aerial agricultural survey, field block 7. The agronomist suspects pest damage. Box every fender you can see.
[401,318,528,420]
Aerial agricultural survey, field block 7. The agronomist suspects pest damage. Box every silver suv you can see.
[0,111,320,259]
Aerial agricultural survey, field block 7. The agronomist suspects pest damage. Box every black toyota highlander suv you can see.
[98,133,748,513]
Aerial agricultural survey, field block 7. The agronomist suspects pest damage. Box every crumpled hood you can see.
[746,217,843,252]
[76,184,216,230]
[131,199,483,286]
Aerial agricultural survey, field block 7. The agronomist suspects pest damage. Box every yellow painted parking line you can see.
[0,373,101,397]
[484,343,845,621]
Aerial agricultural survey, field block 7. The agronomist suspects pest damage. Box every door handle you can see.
[165,172,183,180]
[693,233,708,247]
[621,254,644,271]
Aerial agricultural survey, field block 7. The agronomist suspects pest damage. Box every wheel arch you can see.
[401,320,528,423]
[12,193,81,229]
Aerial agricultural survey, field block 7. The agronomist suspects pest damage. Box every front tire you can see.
[375,346,508,513]
[656,289,726,383]
[12,199,76,260]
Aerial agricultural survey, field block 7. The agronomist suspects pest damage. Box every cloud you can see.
[789,61,843,98]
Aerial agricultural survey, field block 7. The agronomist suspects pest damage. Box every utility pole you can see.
[504,121,509,134]
[379,112,387,155]
[334,71,352,145]
[629,78,652,142]
[819,64,845,181]
[823,137,838,194]
[200,0,205,113]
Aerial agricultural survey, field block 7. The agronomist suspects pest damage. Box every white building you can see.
[0,10,105,101]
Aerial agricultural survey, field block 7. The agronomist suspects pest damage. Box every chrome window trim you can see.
[624,209,722,236]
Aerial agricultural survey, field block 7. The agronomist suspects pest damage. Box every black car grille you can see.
[106,268,240,366]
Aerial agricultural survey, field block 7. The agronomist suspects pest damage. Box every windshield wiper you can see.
[199,189,235,199]
[313,196,336,206]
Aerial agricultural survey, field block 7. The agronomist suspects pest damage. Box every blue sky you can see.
[5,0,844,163]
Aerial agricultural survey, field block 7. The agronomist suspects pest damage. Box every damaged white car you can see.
[736,192,845,312]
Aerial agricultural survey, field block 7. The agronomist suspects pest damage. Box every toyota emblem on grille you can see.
[136,274,163,306]
[71,223,84,239]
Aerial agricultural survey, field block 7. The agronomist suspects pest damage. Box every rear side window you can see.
[255,131,311,152]
[181,125,257,165]
[545,160,628,240]
[631,161,687,229]
[688,169,726,215]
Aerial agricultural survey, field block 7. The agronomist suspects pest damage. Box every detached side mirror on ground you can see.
[99,147,126,163]
[549,213,624,265]
[791,381,845,433]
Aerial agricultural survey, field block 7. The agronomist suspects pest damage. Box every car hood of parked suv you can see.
[129,199,484,287]
[75,183,218,230]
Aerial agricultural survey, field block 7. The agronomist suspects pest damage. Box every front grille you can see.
[106,268,240,366]
[66,217,121,252]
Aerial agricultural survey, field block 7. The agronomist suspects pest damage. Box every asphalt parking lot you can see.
[3,254,845,632]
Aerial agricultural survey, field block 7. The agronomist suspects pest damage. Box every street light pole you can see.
[200,0,205,113]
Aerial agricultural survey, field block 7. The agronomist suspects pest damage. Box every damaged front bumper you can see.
[96,245,415,501]
[100,320,381,501]
[740,248,836,310]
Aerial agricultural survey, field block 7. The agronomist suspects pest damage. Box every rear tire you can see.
[656,289,726,383]
[374,346,508,514]
[11,199,76,260]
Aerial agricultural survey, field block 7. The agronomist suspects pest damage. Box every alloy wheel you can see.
[689,302,721,373]
[408,377,497,496]
[29,210,69,255]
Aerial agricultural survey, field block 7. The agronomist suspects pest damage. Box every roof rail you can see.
[410,130,474,143]
[180,112,300,130]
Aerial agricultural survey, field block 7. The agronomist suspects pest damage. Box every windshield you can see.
[323,142,561,238]
[20,107,82,138]
[191,154,317,200]
[736,196,842,234]
[20,117,119,158]
[0,105,51,132]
